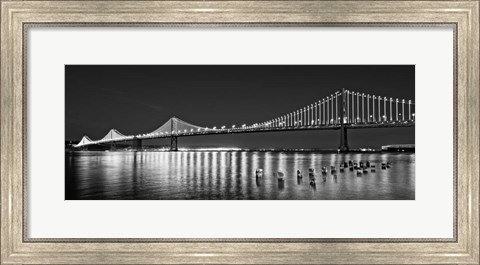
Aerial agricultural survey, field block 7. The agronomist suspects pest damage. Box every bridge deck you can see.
[82,121,414,146]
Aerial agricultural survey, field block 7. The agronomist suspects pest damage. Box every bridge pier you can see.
[170,135,178,151]
[339,126,349,152]
[133,137,142,151]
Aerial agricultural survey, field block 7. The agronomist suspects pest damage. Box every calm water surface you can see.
[65,151,415,200]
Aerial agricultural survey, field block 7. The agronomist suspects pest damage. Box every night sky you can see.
[65,65,415,149]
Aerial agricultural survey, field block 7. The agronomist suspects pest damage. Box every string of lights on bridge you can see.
[253,89,414,129]
[144,90,415,134]
[74,89,415,148]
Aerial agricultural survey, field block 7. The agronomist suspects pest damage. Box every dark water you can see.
[65,151,415,200]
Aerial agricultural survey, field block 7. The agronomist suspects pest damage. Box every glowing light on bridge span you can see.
[73,89,415,148]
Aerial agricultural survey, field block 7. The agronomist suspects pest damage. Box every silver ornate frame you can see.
[1,1,478,264]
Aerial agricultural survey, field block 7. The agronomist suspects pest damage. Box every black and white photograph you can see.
[65,65,415,200]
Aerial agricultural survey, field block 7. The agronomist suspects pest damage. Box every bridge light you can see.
[232,125,235,128]
[221,125,226,129]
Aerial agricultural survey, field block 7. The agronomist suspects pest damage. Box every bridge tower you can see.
[170,117,178,151]
[338,88,349,152]
[109,130,117,150]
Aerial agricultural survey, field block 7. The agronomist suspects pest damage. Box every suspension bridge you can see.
[74,88,415,152]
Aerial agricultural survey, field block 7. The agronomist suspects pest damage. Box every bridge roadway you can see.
[90,120,414,145]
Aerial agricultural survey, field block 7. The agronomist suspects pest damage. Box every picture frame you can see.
[1,0,478,264]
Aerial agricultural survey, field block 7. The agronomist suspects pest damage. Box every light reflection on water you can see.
[65,151,415,200]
